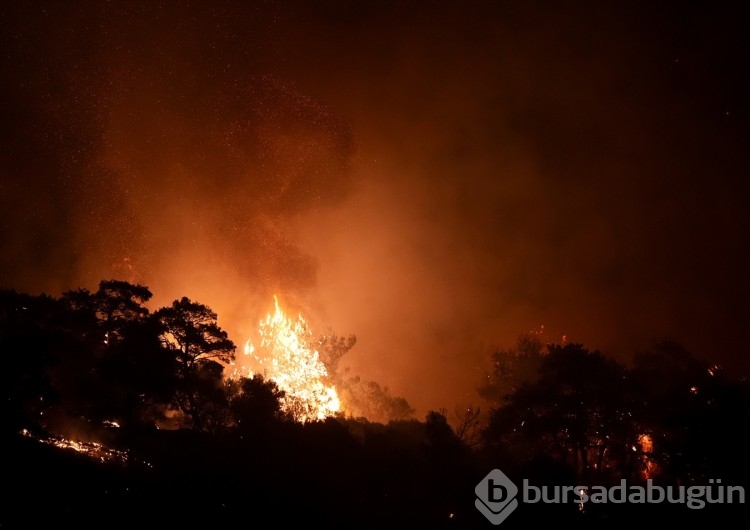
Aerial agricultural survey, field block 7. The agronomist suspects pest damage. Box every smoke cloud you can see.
[2,1,748,416]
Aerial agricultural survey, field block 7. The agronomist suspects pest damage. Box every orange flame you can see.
[236,296,341,422]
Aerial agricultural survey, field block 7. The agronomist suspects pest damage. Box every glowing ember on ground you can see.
[637,433,653,453]
[235,295,341,422]
[19,429,130,464]
[636,433,657,479]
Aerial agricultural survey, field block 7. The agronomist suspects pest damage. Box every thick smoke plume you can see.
[2,1,748,416]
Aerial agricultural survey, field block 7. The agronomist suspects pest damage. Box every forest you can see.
[2,280,748,527]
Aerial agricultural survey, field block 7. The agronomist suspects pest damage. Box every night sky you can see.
[1,1,748,416]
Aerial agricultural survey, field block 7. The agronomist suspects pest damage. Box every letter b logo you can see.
[475,469,519,525]
[488,479,508,502]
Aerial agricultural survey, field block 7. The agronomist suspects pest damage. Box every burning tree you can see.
[241,296,340,423]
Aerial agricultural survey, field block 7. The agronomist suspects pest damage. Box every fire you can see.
[19,429,131,464]
[237,295,341,422]
[636,433,658,479]
[637,433,653,453]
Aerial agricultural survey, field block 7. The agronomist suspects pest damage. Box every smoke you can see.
[274,1,750,413]
[1,1,357,329]
[1,1,748,417]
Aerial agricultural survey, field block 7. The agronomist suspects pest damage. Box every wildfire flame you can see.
[19,429,132,465]
[639,433,658,479]
[237,295,341,422]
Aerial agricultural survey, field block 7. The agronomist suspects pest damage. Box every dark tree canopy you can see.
[482,340,750,488]
[479,331,547,405]
[95,280,152,323]
[229,374,286,429]
[152,297,235,431]
[154,297,236,370]
[3,280,749,527]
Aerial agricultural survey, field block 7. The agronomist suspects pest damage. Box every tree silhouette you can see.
[54,281,173,431]
[93,280,152,323]
[0,290,60,433]
[453,404,482,448]
[154,297,235,430]
[5,279,749,526]
[62,280,152,341]
[631,340,750,483]
[484,343,640,482]
[229,374,286,430]
[154,297,235,371]
[479,331,547,405]
[95,316,177,430]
